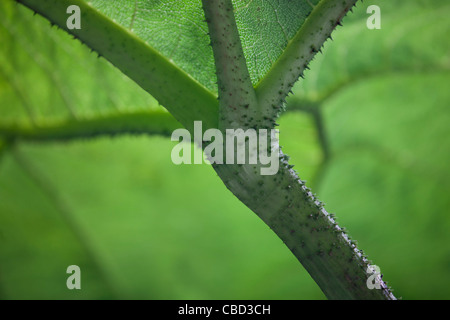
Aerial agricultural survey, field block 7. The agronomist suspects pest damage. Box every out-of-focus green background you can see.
[0,0,449,299]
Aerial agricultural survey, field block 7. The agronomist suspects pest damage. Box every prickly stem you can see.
[204,0,395,300]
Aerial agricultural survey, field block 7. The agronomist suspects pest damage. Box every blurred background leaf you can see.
[0,0,181,139]
[0,0,449,299]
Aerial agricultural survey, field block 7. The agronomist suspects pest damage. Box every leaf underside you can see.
[1,0,449,299]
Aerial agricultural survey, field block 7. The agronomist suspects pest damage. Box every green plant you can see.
[1,0,449,300]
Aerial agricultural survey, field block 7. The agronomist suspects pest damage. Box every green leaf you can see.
[10,0,352,134]
[1,0,371,299]
[83,0,322,88]
[2,0,449,300]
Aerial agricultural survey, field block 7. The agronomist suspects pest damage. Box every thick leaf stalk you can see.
[204,0,396,299]
[214,157,396,299]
